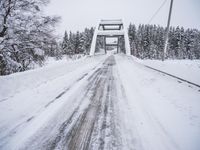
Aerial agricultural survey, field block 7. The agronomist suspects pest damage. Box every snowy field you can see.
[0,54,200,150]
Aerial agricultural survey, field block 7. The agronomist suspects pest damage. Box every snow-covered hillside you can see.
[0,54,200,150]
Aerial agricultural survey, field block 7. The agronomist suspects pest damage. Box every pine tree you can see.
[128,24,137,55]
[68,31,75,56]
[82,27,94,54]
[62,31,69,55]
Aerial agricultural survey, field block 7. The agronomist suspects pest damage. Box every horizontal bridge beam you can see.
[97,35,122,38]
[99,24,123,26]
[103,28,121,30]
[100,20,123,25]
[105,44,118,46]
[97,31,125,36]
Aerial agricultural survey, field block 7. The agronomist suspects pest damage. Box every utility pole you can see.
[162,0,174,61]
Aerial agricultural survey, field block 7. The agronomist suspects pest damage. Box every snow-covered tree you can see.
[82,27,94,54]
[0,0,60,75]
[62,31,69,55]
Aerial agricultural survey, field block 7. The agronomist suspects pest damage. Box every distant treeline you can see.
[61,28,94,56]
[128,24,200,59]
[61,24,200,60]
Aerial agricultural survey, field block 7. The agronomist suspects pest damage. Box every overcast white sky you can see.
[45,0,200,35]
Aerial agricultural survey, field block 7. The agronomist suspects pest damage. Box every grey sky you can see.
[45,0,200,35]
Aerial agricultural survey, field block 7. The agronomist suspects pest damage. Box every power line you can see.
[148,0,168,24]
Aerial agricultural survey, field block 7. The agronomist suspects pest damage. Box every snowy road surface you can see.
[0,54,200,150]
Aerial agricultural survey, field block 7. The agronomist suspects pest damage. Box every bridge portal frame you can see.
[89,19,131,56]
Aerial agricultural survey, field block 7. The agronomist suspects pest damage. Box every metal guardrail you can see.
[144,65,200,88]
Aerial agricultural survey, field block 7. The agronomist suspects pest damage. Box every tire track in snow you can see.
[0,58,106,149]
[44,72,89,108]
[0,72,90,147]
[41,55,121,150]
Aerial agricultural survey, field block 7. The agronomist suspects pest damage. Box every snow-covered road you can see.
[0,54,200,150]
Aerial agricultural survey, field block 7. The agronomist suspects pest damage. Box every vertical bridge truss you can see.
[90,19,131,55]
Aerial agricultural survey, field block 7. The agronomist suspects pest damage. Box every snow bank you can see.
[139,59,200,85]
